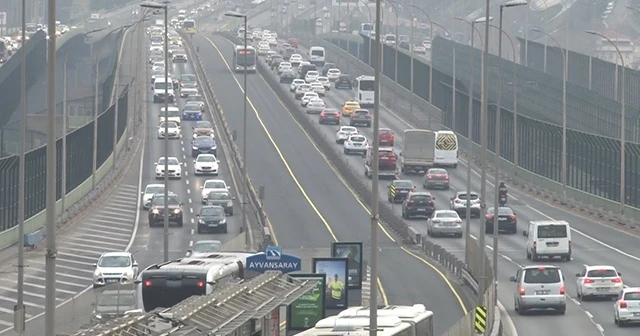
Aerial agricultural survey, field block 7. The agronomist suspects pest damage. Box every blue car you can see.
[191,136,217,157]
[182,105,202,120]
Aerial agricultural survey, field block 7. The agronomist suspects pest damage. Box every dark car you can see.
[335,74,352,89]
[196,205,228,233]
[319,108,340,125]
[387,180,415,203]
[186,94,205,112]
[283,47,296,60]
[280,69,296,83]
[182,103,202,120]
[299,63,317,79]
[180,73,197,87]
[402,192,436,218]
[148,193,183,227]
[485,206,518,234]
[270,57,284,69]
[321,62,336,76]
[206,191,235,215]
[350,109,372,127]
[191,136,217,157]
[423,168,450,189]
[92,290,137,323]
[398,40,410,50]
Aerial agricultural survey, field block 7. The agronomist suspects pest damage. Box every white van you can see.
[309,46,325,66]
[153,77,175,103]
[524,220,571,261]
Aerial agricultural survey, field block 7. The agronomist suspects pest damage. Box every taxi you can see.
[342,100,361,117]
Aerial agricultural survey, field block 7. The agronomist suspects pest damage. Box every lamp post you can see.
[357,0,372,65]
[405,5,433,115]
[385,1,400,97]
[141,0,170,262]
[587,30,626,214]
[532,28,567,198]
[225,11,250,251]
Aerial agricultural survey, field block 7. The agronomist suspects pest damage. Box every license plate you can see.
[208,223,218,227]
[417,208,426,211]
[499,218,507,221]
[106,279,119,283]
[535,290,550,295]
[596,287,609,292]
[634,312,640,317]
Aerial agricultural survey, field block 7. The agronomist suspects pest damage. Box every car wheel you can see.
[343,148,349,154]
[556,306,566,315]
[526,250,531,260]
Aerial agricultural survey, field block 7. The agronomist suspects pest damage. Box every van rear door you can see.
[536,224,570,255]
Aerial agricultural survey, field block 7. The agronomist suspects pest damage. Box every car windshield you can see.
[537,225,568,238]
[435,211,457,218]
[158,157,179,165]
[153,70,164,77]
[194,137,214,146]
[201,207,224,216]
[195,121,211,128]
[97,294,136,306]
[458,193,479,200]
[428,169,447,175]
[393,181,413,189]
[182,82,197,88]
[145,186,164,194]
[208,192,231,200]
[152,195,180,206]
[197,155,216,162]
[586,269,617,277]
[184,105,200,112]
[193,241,222,252]
[350,136,365,142]
[204,181,225,189]
[160,122,178,128]
[487,207,513,215]
[523,268,561,284]
[181,74,196,83]
[98,256,131,267]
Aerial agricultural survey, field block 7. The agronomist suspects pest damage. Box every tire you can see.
[343,148,349,154]
[197,226,202,234]
[532,251,538,261]
[453,164,458,168]
[556,307,566,315]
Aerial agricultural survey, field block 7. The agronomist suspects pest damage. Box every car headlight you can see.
[220,218,226,224]
[199,219,205,224]
[94,314,103,320]
[152,209,159,214]
[173,208,181,214]
[192,146,198,150]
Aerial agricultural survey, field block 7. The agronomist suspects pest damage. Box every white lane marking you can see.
[190,208,194,213]
[585,311,594,318]
[187,188,191,194]
[191,228,195,235]
[189,240,194,247]
[191,218,195,224]
[188,198,193,203]
[186,179,190,185]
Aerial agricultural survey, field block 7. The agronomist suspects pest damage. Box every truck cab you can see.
[364,146,398,179]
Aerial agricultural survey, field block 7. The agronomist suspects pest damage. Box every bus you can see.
[337,304,434,336]
[233,45,257,72]
[295,315,414,336]
[137,252,254,312]
[434,130,459,168]
[183,19,196,34]
[354,75,375,107]
[361,23,373,36]
[0,39,7,63]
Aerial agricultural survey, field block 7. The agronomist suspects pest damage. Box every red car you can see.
[288,38,299,48]
[379,128,395,146]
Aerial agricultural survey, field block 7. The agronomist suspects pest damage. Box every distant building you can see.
[594,37,640,66]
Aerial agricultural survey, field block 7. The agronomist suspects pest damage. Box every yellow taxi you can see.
[342,100,361,116]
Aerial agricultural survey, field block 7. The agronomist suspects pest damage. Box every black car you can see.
[350,109,372,127]
[191,136,217,157]
[279,70,296,83]
[283,47,296,60]
[387,180,415,203]
[270,57,284,69]
[196,205,228,233]
[299,63,317,79]
[335,74,352,89]
[321,62,336,76]
[206,191,235,215]
[319,108,340,125]
[402,192,436,218]
[148,193,184,227]
[484,206,518,234]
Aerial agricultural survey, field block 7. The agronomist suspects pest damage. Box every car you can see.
[350,109,372,127]
[342,100,361,117]
[309,82,326,96]
[319,108,341,124]
[343,134,368,155]
[148,192,184,226]
[378,128,395,146]
[185,240,223,257]
[186,94,205,111]
[413,45,426,54]
[193,120,214,137]
[92,289,137,323]
[193,154,219,176]
[524,220,572,261]
[180,82,198,97]
[150,69,164,83]
[279,69,296,83]
[265,50,278,62]
[450,191,481,217]
[316,76,331,90]
[290,79,305,92]
[180,73,197,86]
[426,209,461,236]
[334,74,352,89]
[180,103,201,121]
[191,135,217,157]
[154,156,182,179]
[157,121,180,139]
[326,68,341,81]
[141,184,165,209]
[287,38,299,48]
[201,179,230,203]
[289,54,302,66]
[257,46,270,55]
[305,98,325,114]
[387,179,415,203]
[301,92,319,106]
[305,70,320,83]
[270,57,284,69]
[484,206,518,234]
[92,252,138,288]
[159,106,181,125]
[510,265,566,315]
[295,83,312,99]
[575,265,623,301]
[278,61,292,74]
[283,47,296,61]
[266,37,278,46]
[423,168,450,189]
[172,51,187,62]
[321,62,336,76]
[206,190,235,215]
[196,205,228,233]
[280,42,291,53]
[613,287,640,326]
[335,126,358,144]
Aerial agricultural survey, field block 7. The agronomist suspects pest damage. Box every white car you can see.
[450,191,481,217]
[278,62,292,74]
[343,134,368,155]
[193,154,220,176]
[141,183,165,209]
[316,76,331,90]
[305,70,320,83]
[266,37,278,46]
[305,98,325,114]
[258,46,270,55]
[157,121,181,139]
[326,68,341,81]
[152,64,165,72]
[335,126,358,144]
[301,92,319,106]
[180,84,198,97]
[413,45,427,54]
[290,79,305,92]
[614,287,640,326]
[257,41,269,49]
[185,240,223,257]
[295,84,312,99]
[155,156,182,179]
[289,54,302,66]
[576,265,623,300]
[426,210,463,237]
[201,179,230,203]
[159,106,181,125]
[92,252,138,288]
[310,82,326,96]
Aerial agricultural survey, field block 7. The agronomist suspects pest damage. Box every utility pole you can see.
[91,51,99,190]
[62,54,68,211]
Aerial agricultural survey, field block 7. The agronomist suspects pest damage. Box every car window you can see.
[537,225,568,238]
[523,268,561,284]
[194,137,214,145]
[487,207,513,215]
[586,269,617,277]
[458,193,479,200]
[350,136,365,142]
[158,157,179,165]
[435,211,457,218]
[411,194,432,202]
[197,156,216,162]
[393,181,413,189]
[624,292,640,300]
[98,256,131,267]
[208,192,230,200]
[193,241,222,252]
[428,169,447,175]
[201,207,224,216]
[152,195,180,205]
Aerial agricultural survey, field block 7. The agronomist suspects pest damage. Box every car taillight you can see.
[144,280,152,287]
[620,301,628,308]
[612,277,622,283]
[455,199,462,203]
[559,286,565,295]
[432,219,441,223]
[320,112,326,117]
[366,114,371,118]
[509,215,516,220]
[583,278,595,284]
[444,176,449,180]
[427,175,433,179]
[347,141,352,145]
[518,286,525,295]
[198,280,205,287]
[407,200,415,205]
[486,214,494,221]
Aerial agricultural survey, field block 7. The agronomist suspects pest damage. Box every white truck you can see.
[399,129,435,174]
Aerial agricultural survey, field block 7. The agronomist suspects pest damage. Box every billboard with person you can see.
[312,257,348,309]
[331,242,363,289]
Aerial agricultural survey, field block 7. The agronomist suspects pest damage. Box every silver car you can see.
[450,191,481,217]
[141,184,165,209]
[510,265,566,315]
[343,134,368,155]
[426,210,462,237]
[305,98,325,114]
[185,240,223,258]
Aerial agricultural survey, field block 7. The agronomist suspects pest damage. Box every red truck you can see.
[364,146,398,178]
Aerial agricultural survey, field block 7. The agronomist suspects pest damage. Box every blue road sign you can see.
[247,246,302,274]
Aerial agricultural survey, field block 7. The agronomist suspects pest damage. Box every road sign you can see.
[246,246,302,273]
[474,305,487,333]
[0,12,7,26]
[389,184,396,198]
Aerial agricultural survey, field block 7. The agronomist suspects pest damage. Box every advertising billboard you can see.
[331,242,363,289]
[287,274,326,330]
[312,257,349,309]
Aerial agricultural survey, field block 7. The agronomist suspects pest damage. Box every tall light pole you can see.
[225,11,250,251]
[532,28,567,198]
[45,0,58,333]
[62,53,68,211]
[357,0,372,65]
[385,1,401,103]
[587,30,626,214]
[369,0,382,333]
[406,5,433,104]
[91,50,99,190]
[141,0,170,261]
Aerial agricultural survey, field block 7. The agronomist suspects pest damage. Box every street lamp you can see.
[225,11,250,251]
[532,28,567,199]
[357,0,373,64]
[587,30,626,214]
[405,5,432,115]
[385,1,400,98]
[141,0,170,262]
